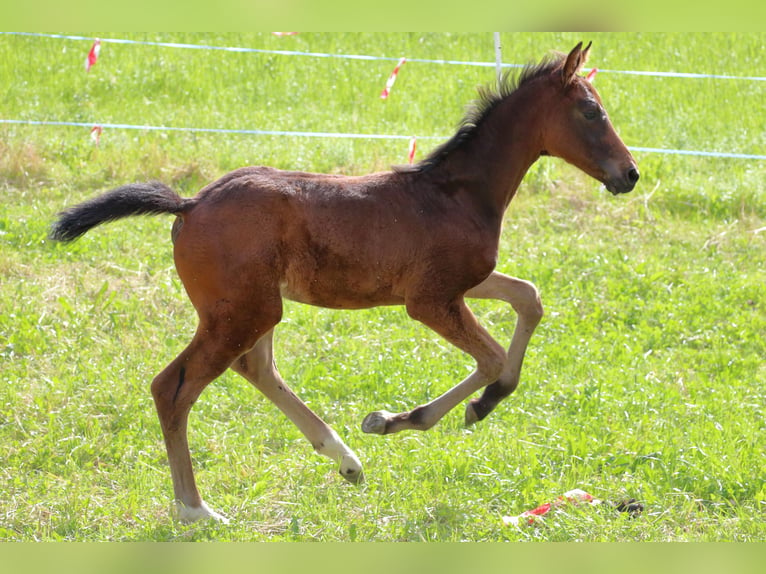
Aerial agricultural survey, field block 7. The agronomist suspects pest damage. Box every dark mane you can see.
[394,51,567,174]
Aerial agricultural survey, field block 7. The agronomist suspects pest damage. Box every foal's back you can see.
[172,166,498,311]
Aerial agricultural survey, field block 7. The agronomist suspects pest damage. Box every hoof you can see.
[464,401,479,427]
[340,467,364,484]
[174,500,230,524]
[339,453,364,484]
[361,410,392,435]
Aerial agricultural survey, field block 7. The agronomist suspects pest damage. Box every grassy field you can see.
[1,32,764,542]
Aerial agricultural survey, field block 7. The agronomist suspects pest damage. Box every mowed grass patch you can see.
[1,33,764,541]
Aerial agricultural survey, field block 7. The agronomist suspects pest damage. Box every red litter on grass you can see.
[503,489,601,527]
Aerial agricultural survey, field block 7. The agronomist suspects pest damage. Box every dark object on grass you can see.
[615,498,645,517]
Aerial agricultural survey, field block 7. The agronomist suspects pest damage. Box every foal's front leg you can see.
[362,296,506,435]
[463,271,543,424]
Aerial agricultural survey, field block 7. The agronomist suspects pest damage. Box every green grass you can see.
[1,32,764,541]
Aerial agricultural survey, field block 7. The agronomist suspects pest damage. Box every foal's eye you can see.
[583,108,600,120]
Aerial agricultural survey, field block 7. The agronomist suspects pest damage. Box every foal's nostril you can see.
[627,167,640,184]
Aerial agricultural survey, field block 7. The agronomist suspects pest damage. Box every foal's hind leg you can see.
[463,271,544,424]
[151,308,276,523]
[151,327,247,523]
[230,329,363,483]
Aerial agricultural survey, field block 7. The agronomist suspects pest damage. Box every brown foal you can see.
[51,42,638,522]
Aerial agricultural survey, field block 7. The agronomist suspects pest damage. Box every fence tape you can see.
[2,32,765,82]
[2,118,764,160]
[0,118,425,140]
[1,33,764,160]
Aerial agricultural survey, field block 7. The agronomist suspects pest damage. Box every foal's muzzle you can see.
[606,165,640,195]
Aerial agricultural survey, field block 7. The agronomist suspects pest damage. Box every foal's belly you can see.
[279,272,405,310]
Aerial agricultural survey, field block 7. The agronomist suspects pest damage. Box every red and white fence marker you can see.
[585,67,598,83]
[85,38,101,72]
[407,137,417,164]
[90,125,103,145]
[272,32,299,36]
[380,57,406,99]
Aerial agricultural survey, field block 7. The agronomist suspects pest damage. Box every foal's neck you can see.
[439,84,547,215]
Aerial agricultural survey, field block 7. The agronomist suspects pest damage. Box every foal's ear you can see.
[562,41,592,87]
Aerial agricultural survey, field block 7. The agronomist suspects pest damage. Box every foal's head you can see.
[539,42,639,194]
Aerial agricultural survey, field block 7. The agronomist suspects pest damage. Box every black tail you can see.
[50,181,192,243]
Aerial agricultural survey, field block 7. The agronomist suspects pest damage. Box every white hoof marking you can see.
[174,500,230,524]
[315,430,364,483]
[339,452,364,484]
